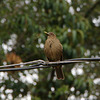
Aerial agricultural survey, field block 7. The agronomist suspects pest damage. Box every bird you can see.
[44,32,64,80]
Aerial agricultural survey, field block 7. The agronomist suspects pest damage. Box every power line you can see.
[0,60,44,69]
[0,58,100,72]
[0,64,49,72]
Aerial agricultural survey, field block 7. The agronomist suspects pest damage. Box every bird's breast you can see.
[44,38,62,61]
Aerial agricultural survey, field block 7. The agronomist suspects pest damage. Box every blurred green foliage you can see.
[0,0,100,99]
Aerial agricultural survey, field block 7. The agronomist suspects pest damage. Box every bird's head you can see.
[44,32,56,37]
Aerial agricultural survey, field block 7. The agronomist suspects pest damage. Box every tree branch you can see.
[85,0,100,18]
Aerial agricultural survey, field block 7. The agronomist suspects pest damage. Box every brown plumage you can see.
[44,32,64,80]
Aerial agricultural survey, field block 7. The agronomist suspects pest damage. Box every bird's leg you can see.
[45,61,49,65]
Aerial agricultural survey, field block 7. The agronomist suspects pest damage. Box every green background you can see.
[0,0,100,99]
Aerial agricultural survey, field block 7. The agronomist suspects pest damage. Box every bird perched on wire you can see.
[44,32,64,80]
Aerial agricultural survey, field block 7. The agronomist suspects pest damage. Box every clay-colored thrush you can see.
[44,32,64,79]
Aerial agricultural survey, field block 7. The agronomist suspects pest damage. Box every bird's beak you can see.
[44,31,49,35]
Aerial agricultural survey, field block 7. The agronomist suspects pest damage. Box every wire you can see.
[67,58,100,61]
[0,64,49,72]
[0,60,44,69]
[0,58,100,72]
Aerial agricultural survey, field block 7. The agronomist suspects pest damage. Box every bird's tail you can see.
[55,66,64,80]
